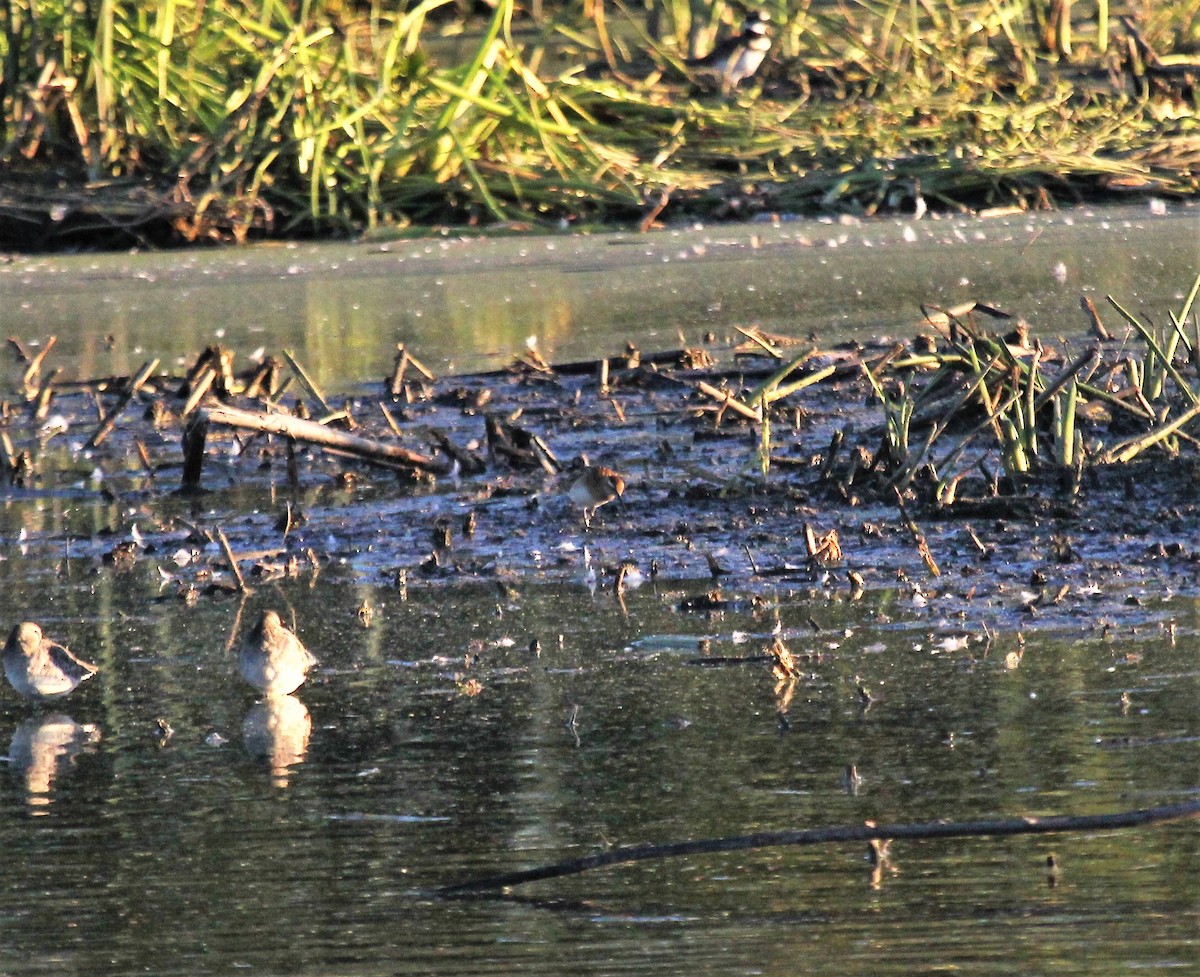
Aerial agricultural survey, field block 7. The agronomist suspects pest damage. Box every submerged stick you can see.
[434,799,1200,896]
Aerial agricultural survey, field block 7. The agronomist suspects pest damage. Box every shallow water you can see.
[0,202,1196,387]
[0,207,1198,974]
[0,565,1196,975]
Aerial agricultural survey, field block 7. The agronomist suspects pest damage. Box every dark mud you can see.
[2,328,1197,639]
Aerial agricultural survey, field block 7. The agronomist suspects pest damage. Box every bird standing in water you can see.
[3,622,98,700]
[239,610,318,697]
[686,10,772,93]
[569,461,627,529]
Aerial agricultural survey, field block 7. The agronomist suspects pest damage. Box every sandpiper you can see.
[3,622,98,700]
[686,10,772,92]
[239,610,318,697]
[569,462,626,528]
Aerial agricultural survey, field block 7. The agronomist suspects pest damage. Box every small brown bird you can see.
[3,622,98,700]
[239,610,318,697]
[568,463,626,528]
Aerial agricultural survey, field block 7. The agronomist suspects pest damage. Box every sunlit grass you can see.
[0,0,1195,240]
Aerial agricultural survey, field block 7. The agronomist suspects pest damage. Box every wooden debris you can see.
[282,349,332,415]
[201,403,442,473]
[695,380,760,422]
[87,359,160,448]
[484,413,559,473]
[389,344,435,398]
[893,488,940,577]
[243,356,282,400]
[22,336,57,396]
[217,527,249,593]
[1081,296,1111,341]
[181,413,208,491]
[435,798,1200,895]
[181,366,216,416]
[33,368,60,420]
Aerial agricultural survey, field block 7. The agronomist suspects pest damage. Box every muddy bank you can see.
[3,281,1200,640]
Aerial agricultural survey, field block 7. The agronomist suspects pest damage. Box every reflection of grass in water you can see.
[2,0,1195,240]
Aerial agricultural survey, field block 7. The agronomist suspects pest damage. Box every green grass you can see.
[785,273,1200,504]
[1,0,1196,241]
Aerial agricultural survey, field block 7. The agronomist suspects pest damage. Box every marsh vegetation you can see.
[1,0,1196,247]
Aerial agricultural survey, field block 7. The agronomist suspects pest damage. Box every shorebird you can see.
[239,610,318,697]
[686,10,772,92]
[569,461,626,528]
[3,622,98,700]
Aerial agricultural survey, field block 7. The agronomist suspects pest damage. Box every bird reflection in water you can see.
[243,694,312,788]
[6,714,101,813]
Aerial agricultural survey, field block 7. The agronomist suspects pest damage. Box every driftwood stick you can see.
[379,402,403,437]
[86,359,160,448]
[390,347,409,397]
[893,486,940,577]
[216,527,248,593]
[1080,296,1111,341]
[22,335,57,394]
[181,366,216,416]
[695,381,760,422]
[434,798,1200,896]
[135,440,155,477]
[396,343,435,382]
[33,368,61,420]
[282,349,332,415]
[202,404,441,472]
[184,346,219,387]
[244,357,281,400]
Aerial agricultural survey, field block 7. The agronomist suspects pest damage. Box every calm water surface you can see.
[0,203,1196,387]
[0,565,1196,975]
[0,208,1197,974]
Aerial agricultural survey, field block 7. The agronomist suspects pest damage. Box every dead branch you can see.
[435,798,1200,896]
[86,359,160,448]
[201,403,442,472]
